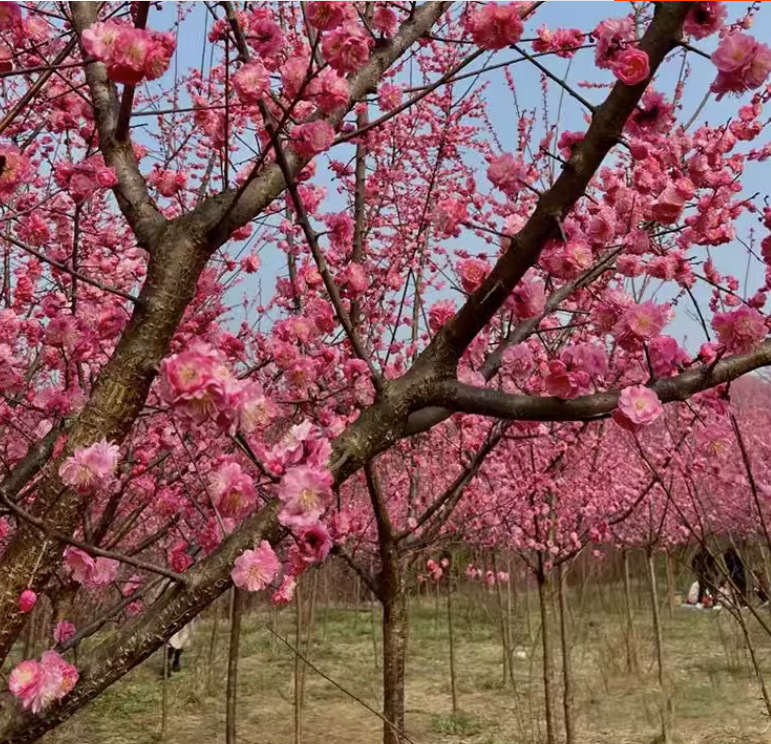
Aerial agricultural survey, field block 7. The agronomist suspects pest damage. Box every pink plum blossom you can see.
[428,300,456,333]
[614,301,670,350]
[532,26,584,58]
[159,344,233,426]
[467,3,523,49]
[321,24,370,74]
[272,575,297,605]
[18,590,36,613]
[232,62,270,105]
[296,522,332,564]
[502,344,534,380]
[611,49,650,86]
[458,258,489,293]
[305,2,349,31]
[291,121,335,159]
[277,465,332,528]
[53,621,76,646]
[509,278,546,319]
[89,558,119,587]
[210,462,257,521]
[712,307,766,355]
[251,19,284,59]
[487,152,528,197]
[372,6,397,37]
[9,651,78,713]
[168,541,193,573]
[433,199,468,238]
[613,385,664,431]
[684,2,726,39]
[58,438,119,493]
[651,184,686,224]
[231,541,280,591]
[593,17,634,69]
[236,382,278,434]
[0,144,30,197]
[64,547,96,584]
[309,68,349,113]
[711,32,771,99]
[81,21,174,85]
[378,83,403,112]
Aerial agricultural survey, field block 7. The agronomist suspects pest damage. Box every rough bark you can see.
[0,3,450,736]
[557,562,575,744]
[226,589,243,744]
[381,565,408,744]
[446,574,458,716]
[536,559,556,744]
[646,548,672,744]
[0,5,722,743]
[623,550,639,674]
[0,503,282,743]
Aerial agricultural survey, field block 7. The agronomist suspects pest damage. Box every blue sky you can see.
[146,2,771,354]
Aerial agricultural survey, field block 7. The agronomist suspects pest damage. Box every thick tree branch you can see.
[414,2,692,369]
[0,501,284,742]
[70,3,165,249]
[0,424,64,501]
[404,245,623,436]
[424,341,771,422]
[197,2,451,246]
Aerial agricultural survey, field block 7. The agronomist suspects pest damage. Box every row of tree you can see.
[1,2,771,743]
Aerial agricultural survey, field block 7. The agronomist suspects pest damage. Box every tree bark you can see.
[381,557,408,744]
[294,580,304,744]
[226,588,243,744]
[536,557,556,744]
[646,548,672,744]
[493,552,512,687]
[557,562,575,744]
[446,575,458,716]
[665,551,676,618]
[623,550,639,674]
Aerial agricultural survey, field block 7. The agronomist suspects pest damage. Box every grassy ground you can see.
[45,579,771,744]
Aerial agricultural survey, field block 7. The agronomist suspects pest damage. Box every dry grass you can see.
[44,580,771,744]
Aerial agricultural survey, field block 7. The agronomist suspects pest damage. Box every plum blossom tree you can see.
[1,2,771,743]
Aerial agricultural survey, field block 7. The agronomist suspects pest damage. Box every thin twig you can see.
[266,626,418,744]
[0,491,186,583]
[260,103,383,392]
[2,233,140,305]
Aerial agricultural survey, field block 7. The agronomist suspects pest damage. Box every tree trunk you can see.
[536,557,556,744]
[294,579,304,744]
[446,576,458,715]
[493,552,512,686]
[206,595,221,695]
[665,550,676,618]
[557,562,575,744]
[733,601,771,719]
[226,588,243,744]
[381,559,408,744]
[646,548,672,744]
[623,550,639,674]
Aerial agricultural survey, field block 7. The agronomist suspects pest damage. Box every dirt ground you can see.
[43,581,771,744]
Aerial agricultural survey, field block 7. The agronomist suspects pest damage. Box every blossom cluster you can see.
[9,651,78,714]
[81,21,175,85]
